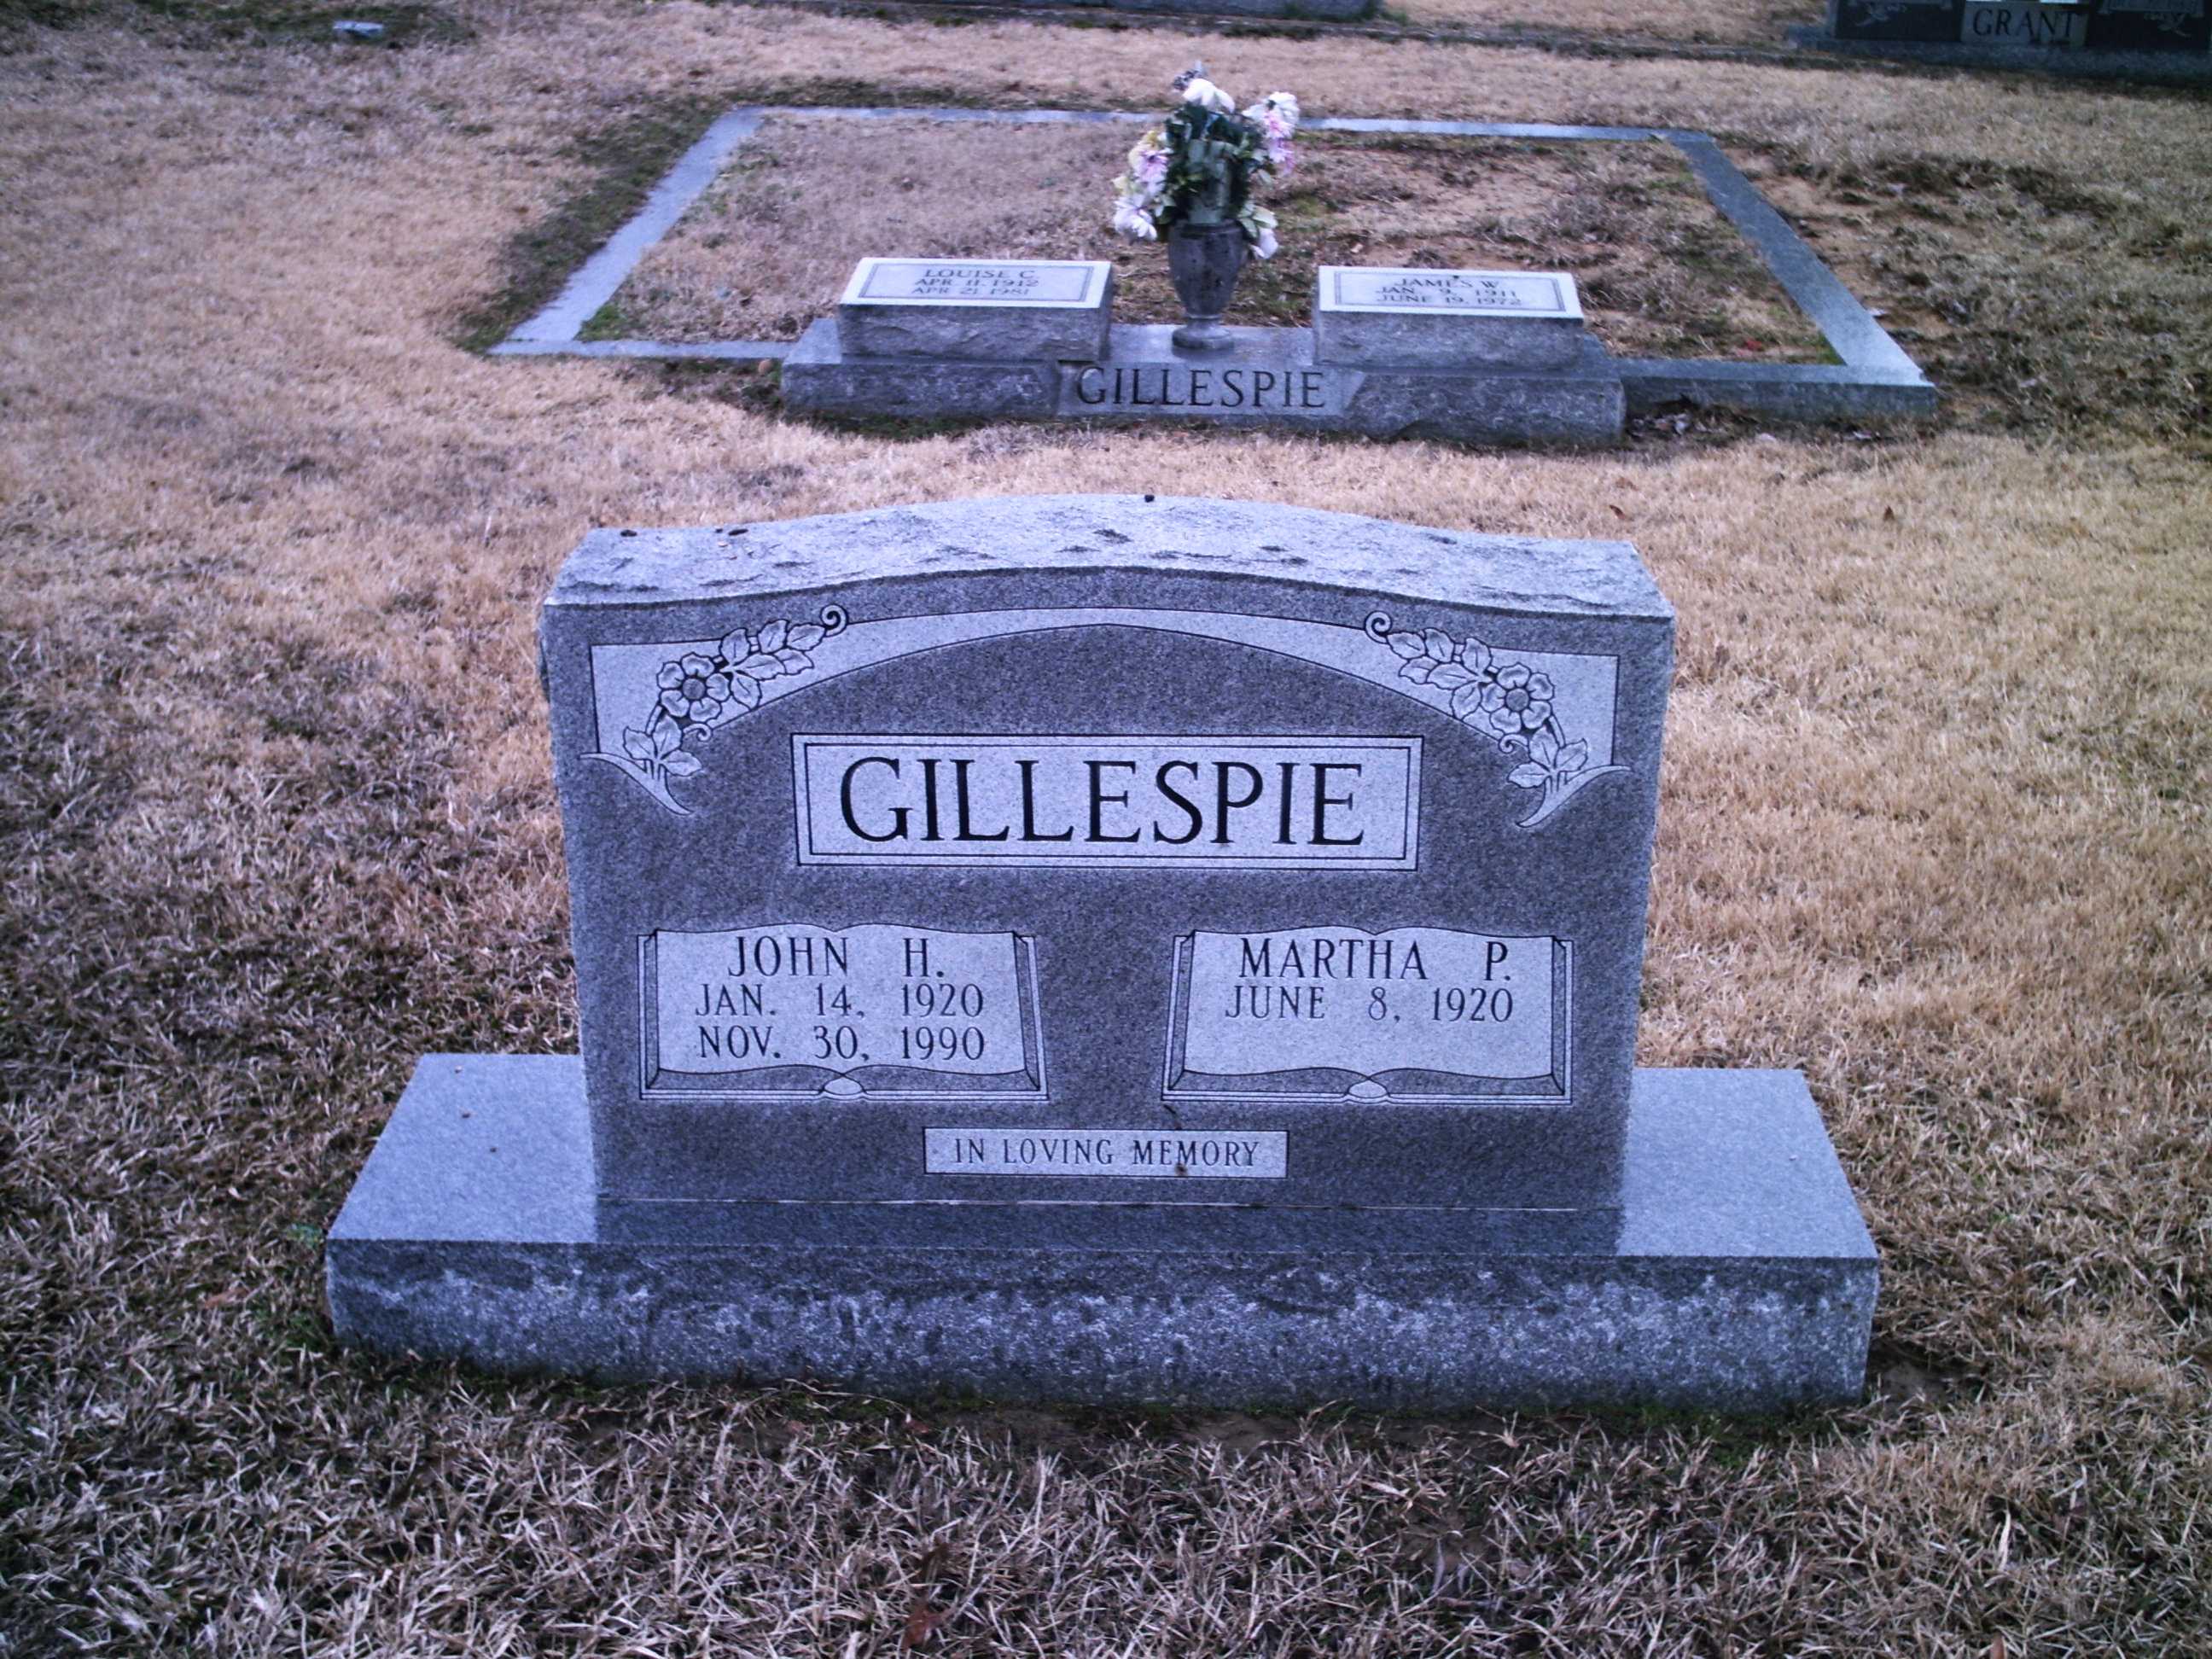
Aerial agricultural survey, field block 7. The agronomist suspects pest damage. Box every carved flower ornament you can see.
[657,654,734,724]
[615,610,845,797]
[592,606,1620,827]
[1369,614,1625,827]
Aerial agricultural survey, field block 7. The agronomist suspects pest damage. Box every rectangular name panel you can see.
[925,1127,1287,1178]
[1319,267,1582,318]
[1062,363,1348,416]
[794,736,1420,869]
[643,924,1045,1100]
[844,259,1109,306]
[1961,2,2086,42]
[1167,928,1571,1103]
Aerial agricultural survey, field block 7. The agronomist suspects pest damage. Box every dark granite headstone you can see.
[328,496,1877,1410]
[2089,0,2206,52]
[1810,0,2205,61]
[1827,0,1966,43]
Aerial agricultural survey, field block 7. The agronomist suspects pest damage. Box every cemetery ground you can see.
[2,1,2209,1652]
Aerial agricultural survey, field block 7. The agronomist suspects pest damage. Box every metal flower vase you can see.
[1167,221,1247,352]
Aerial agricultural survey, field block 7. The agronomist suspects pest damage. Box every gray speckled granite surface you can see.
[328,1058,1877,1411]
[541,500,1673,1233]
[550,495,1670,620]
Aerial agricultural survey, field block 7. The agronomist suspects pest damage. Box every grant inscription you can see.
[794,736,1420,869]
[1961,2,2086,43]
[925,1128,1288,1178]
[1167,928,1570,1102]
[644,924,1043,1098]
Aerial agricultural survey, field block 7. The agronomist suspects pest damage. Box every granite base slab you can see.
[777,326,1060,420]
[1616,358,1939,422]
[327,1059,1877,1412]
[780,320,1625,445]
[1313,310,1588,372]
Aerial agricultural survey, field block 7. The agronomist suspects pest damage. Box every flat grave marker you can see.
[1313,265,1592,370]
[835,257,1114,361]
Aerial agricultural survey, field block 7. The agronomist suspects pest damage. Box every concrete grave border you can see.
[490,107,1935,422]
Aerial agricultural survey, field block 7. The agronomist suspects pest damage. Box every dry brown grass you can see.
[1394,0,1821,48]
[613,121,1830,359]
[3,3,2211,1653]
[603,113,1140,341]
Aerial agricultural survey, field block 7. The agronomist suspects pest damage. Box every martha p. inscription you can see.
[1167,928,1570,1102]
[644,923,1045,1100]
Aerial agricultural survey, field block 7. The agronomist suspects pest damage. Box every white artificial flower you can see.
[1243,90,1301,174]
[1253,227,1278,259]
[1180,77,1237,115]
[1113,200,1158,242]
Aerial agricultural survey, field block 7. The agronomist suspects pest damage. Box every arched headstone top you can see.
[550,494,1674,621]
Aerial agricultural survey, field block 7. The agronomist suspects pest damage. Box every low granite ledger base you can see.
[328,1061,1876,1412]
[780,320,1627,445]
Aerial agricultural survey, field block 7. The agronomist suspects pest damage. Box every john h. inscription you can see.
[643,924,1045,1100]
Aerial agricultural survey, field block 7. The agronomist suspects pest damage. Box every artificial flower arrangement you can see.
[1111,67,1300,258]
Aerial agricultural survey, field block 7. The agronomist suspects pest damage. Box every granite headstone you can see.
[329,496,1877,1410]
[547,499,1665,1244]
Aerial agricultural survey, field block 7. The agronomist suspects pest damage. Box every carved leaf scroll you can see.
[1367,612,1627,828]
[586,607,847,815]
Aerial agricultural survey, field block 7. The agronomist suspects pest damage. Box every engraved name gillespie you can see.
[835,750,1372,847]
